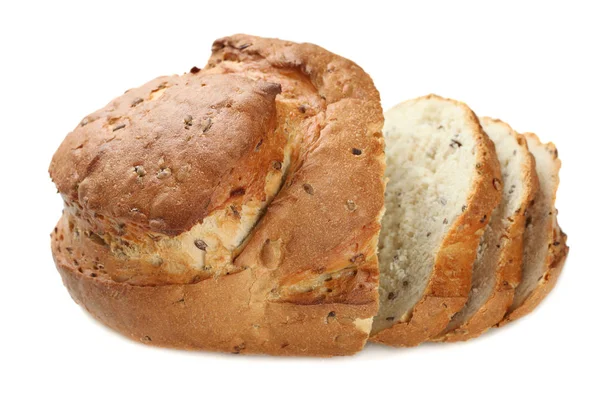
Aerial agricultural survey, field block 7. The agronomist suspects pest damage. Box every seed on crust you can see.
[493,178,502,190]
[157,167,171,179]
[134,165,146,177]
[303,183,314,195]
[346,200,357,211]
[131,97,144,107]
[113,123,126,132]
[194,239,207,251]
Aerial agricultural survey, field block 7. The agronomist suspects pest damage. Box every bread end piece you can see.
[498,133,568,326]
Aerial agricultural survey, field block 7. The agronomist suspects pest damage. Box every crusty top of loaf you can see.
[49,74,282,236]
[50,34,386,299]
[49,34,384,239]
[206,35,385,294]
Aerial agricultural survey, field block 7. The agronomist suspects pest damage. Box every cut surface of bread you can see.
[437,118,539,341]
[499,133,568,324]
[370,95,502,346]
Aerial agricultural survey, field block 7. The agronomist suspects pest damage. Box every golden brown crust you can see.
[50,34,385,356]
[50,74,283,236]
[498,133,567,325]
[499,229,567,324]
[370,95,503,347]
[438,120,540,342]
[53,218,374,355]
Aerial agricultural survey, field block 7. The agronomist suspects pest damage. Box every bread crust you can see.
[49,74,284,236]
[49,34,385,356]
[52,216,376,355]
[370,95,502,347]
[499,230,567,324]
[438,119,540,342]
[498,133,568,325]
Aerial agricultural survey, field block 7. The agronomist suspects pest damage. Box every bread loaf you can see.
[49,36,568,353]
[49,34,386,356]
[370,95,502,346]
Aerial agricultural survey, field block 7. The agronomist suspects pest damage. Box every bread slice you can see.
[370,95,502,346]
[436,118,539,341]
[499,133,568,324]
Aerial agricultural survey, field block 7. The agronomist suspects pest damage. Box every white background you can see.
[1,1,598,399]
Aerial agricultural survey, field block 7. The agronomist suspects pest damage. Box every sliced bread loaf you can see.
[436,118,539,341]
[499,133,568,324]
[370,95,502,346]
